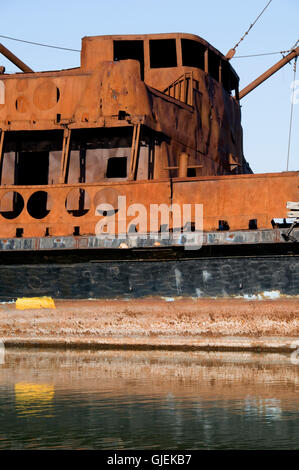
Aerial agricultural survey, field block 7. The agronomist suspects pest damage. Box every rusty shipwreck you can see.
[0,33,298,300]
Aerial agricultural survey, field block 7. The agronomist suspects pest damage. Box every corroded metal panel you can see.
[0,180,171,238]
[172,172,299,231]
[0,228,296,252]
[0,31,297,244]
[0,254,299,301]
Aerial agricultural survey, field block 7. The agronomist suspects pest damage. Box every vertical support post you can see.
[190,71,193,106]
[0,130,5,185]
[144,39,150,77]
[60,128,71,184]
[79,145,86,183]
[148,140,155,180]
[178,152,189,178]
[129,124,137,178]
[179,80,182,102]
[182,74,186,104]
[129,123,141,180]
[204,49,209,73]
[176,38,182,67]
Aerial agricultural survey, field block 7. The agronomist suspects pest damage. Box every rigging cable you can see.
[1,31,296,61]
[233,49,293,59]
[226,0,274,59]
[233,0,273,51]
[286,57,297,171]
[0,34,80,52]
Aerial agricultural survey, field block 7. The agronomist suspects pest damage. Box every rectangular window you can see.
[230,71,239,98]
[67,128,132,184]
[113,40,144,80]
[15,152,49,185]
[221,60,231,93]
[106,157,127,178]
[1,130,63,186]
[149,39,177,68]
[208,50,220,82]
[0,130,62,215]
[181,39,205,70]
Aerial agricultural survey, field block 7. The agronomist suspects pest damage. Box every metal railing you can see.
[163,72,196,106]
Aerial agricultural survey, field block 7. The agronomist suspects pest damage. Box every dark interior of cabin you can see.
[149,39,177,68]
[1,130,63,219]
[112,37,238,95]
[114,40,144,80]
[181,39,205,70]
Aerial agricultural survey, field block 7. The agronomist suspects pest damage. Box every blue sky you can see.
[1,0,298,173]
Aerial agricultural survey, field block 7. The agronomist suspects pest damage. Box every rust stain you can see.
[0,33,297,239]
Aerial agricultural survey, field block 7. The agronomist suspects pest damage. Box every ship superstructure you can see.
[0,33,298,299]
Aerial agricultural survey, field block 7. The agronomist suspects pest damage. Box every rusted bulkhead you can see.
[0,33,296,239]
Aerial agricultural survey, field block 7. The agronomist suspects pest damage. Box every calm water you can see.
[0,348,298,449]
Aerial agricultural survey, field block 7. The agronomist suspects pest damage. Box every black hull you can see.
[0,242,299,300]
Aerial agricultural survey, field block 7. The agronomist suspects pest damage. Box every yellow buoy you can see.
[16,296,56,310]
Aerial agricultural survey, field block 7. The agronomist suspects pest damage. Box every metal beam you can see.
[239,47,299,99]
[0,43,33,73]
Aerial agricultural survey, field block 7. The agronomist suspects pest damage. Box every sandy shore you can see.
[0,297,298,352]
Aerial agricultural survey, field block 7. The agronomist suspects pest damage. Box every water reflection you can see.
[0,348,298,449]
[244,398,282,421]
[15,383,54,418]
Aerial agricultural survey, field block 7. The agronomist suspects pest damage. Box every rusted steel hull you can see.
[0,171,297,238]
[0,231,298,301]
[0,32,298,303]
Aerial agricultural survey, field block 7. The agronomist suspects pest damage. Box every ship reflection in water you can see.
[0,348,298,449]
[15,383,55,418]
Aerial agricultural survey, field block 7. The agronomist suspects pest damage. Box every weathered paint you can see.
[0,227,296,252]
[0,248,299,301]
[0,32,252,240]
[0,32,297,301]
[0,172,297,238]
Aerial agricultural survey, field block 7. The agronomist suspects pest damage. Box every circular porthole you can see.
[15,96,30,113]
[65,188,90,217]
[33,81,60,110]
[0,191,24,219]
[94,188,120,216]
[27,191,50,219]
